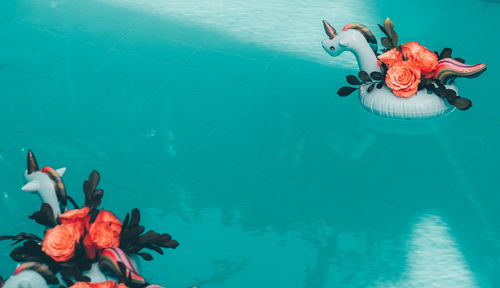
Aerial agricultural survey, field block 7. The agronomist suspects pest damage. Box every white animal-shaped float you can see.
[1,151,180,288]
[321,18,486,120]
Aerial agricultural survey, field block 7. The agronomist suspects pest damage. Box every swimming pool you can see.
[0,0,499,287]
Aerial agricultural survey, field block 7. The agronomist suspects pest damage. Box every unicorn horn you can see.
[323,20,337,39]
[27,150,39,174]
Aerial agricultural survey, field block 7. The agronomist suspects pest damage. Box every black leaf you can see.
[30,203,57,227]
[437,83,446,97]
[426,84,435,92]
[137,252,153,261]
[89,170,100,191]
[1,233,42,246]
[66,196,79,209]
[380,62,388,71]
[161,240,180,249]
[453,97,472,110]
[73,268,89,282]
[77,259,92,271]
[119,207,179,256]
[122,213,130,229]
[454,58,465,64]
[439,48,452,60]
[60,269,74,287]
[138,230,158,244]
[417,81,426,91]
[156,233,172,243]
[84,170,104,210]
[129,209,141,227]
[89,209,100,223]
[145,244,164,255]
[135,226,146,236]
[10,241,44,262]
[370,72,383,81]
[358,71,371,82]
[92,189,103,207]
[346,75,361,85]
[22,239,43,252]
[445,89,457,100]
[383,18,398,48]
[367,83,376,93]
[376,82,384,89]
[381,37,393,50]
[378,24,388,36]
[337,87,357,97]
[117,261,126,275]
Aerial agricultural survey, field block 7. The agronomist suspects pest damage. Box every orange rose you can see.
[402,41,438,78]
[59,207,90,237]
[83,234,98,260]
[42,223,80,262]
[385,60,421,98]
[377,48,403,68]
[68,282,92,288]
[83,210,122,259]
[94,210,122,234]
[92,281,117,288]
[115,284,129,288]
[69,282,117,288]
[89,222,120,248]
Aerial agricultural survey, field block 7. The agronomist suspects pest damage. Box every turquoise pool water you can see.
[0,0,499,287]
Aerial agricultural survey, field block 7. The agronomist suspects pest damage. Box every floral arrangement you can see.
[0,170,179,288]
[337,18,486,111]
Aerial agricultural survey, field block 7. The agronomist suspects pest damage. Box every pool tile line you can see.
[0,11,56,34]
[0,18,103,85]
[0,60,68,86]
[198,46,270,65]
[95,15,146,67]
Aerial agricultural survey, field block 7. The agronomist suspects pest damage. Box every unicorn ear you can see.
[339,39,348,47]
[56,167,66,177]
[22,180,40,192]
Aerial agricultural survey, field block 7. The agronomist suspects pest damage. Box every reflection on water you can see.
[98,0,377,68]
[377,215,478,288]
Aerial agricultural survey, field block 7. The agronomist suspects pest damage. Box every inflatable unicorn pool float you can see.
[321,18,486,120]
[1,151,180,288]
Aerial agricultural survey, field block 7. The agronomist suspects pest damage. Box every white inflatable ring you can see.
[358,84,456,119]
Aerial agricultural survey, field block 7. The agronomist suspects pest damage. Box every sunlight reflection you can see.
[376,215,478,288]
[98,0,378,68]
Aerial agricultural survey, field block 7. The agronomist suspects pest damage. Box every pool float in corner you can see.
[321,18,486,120]
[1,150,181,288]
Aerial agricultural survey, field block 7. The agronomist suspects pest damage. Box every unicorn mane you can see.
[342,23,378,52]
[13,262,58,285]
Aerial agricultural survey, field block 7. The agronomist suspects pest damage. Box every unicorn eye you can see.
[330,46,335,51]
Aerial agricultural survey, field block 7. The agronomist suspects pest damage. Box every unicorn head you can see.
[322,20,381,73]
[21,150,67,219]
